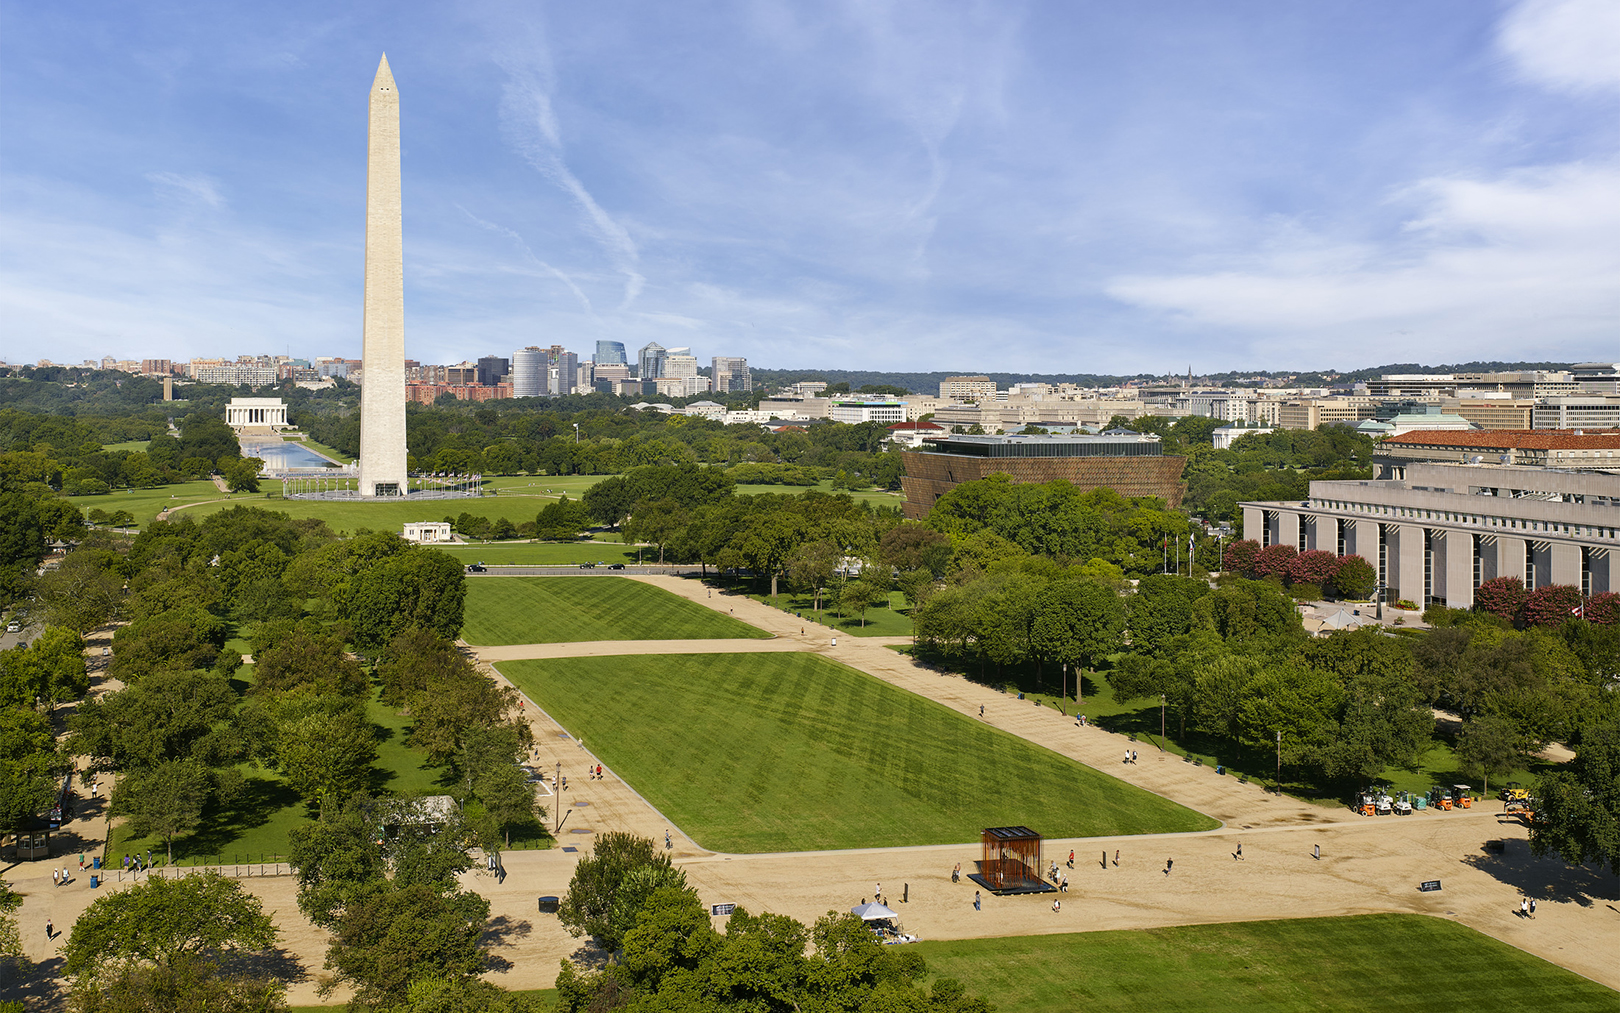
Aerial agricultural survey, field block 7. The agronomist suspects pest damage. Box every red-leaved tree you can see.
[1585,591,1620,626]
[1473,576,1527,623]
[1253,543,1298,580]
[1223,539,1261,577]
[1288,549,1339,586]
[1520,584,1583,628]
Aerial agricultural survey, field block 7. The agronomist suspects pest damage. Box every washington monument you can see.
[358,55,408,497]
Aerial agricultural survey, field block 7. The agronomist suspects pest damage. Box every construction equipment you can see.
[1355,790,1377,817]
[1428,786,1453,811]
[1393,790,1413,815]
[1375,792,1393,816]
[1451,785,1474,809]
[1501,782,1531,804]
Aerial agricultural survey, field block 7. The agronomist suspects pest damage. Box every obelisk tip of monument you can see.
[373,54,396,91]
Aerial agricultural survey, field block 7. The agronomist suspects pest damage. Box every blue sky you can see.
[2,0,1616,374]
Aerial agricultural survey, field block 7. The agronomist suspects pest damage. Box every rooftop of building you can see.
[1377,429,1620,450]
[916,432,1164,458]
[888,420,945,431]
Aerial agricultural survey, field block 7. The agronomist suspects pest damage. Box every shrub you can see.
[1394,599,1419,611]
[1474,576,1527,623]
[1585,591,1620,625]
[1288,582,1322,601]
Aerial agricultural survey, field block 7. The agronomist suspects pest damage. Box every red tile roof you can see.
[1380,429,1620,450]
[888,420,945,431]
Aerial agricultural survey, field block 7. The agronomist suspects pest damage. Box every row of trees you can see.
[554,833,992,1012]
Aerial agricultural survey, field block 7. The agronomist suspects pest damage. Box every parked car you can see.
[5,622,19,633]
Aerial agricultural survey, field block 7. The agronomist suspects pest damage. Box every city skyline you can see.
[1,2,1616,372]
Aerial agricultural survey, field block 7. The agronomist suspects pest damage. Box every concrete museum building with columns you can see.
[1242,463,1619,609]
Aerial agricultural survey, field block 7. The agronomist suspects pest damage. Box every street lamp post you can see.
[572,423,579,444]
[1275,730,1282,794]
[555,761,562,832]
[1159,694,1166,752]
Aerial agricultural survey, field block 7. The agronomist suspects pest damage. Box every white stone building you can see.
[1242,463,1618,609]
[402,521,452,543]
[225,397,289,431]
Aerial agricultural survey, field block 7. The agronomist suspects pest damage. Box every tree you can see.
[1288,549,1339,586]
[70,669,239,773]
[1456,715,1522,799]
[112,759,212,863]
[1127,575,1210,655]
[276,706,378,808]
[34,550,124,634]
[787,540,842,610]
[1531,719,1620,874]
[1252,543,1297,580]
[345,546,466,651]
[558,832,675,951]
[62,872,277,977]
[252,627,368,699]
[840,581,877,627]
[67,954,287,1013]
[1521,584,1582,628]
[1475,576,1528,623]
[1330,554,1377,600]
[1032,579,1125,671]
[219,457,261,494]
[735,512,808,598]
[1222,539,1261,577]
[879,522,953,577]
[322,884,490,1010]
[0,752,55,837]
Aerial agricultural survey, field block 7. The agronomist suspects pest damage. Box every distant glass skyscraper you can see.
[595,340,627,365]
[512,346,546,398]
[637,341,666,380]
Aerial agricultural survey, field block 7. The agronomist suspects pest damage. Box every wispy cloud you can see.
[1498,0,1620,94]
[456,204,596,316]
[145,171,226,209]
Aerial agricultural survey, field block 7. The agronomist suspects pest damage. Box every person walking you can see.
[952,862,961,883]
[1132,750,1138,764]
[974,891,981,911]
[45,918,52,940]
[1165,858,1173,875]
[1061,874,1068,893]
[875,882,882,903]
[52,869,59,887]
[1235,842,1243,861]
[1124,749,1131,765]
[1067,849,1075,869]
[665,829,672,850]
[1052,899,1062,913]
[979,705,984,718]
[1529,898,1536,918]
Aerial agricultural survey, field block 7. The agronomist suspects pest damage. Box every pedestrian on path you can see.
[1520,898,1529,918]
[974,891,981,911]
[45,918,52,940]
[1235,842,1243,861]
[1067,849,1074,868]
[1165,858,1173,875]
[979,705,984,718]
[952,862,961,883]
[1530,898,1536,918]
[61,866,70,885]
[1132,750,1138,763]
[52,869,59,887]
[1113,849,1119,867]
[1061,874,1068,892]
[1124,750,1130,765]
[665,830,672,850]
[1052,899,1061,913]
[875,882,881,902]
[832,637,837,647]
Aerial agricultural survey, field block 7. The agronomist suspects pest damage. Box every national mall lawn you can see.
[460,577,771,645]
[497,652,1214,853]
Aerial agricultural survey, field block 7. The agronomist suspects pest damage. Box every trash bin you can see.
[93,856,100,870]
[90,875,98,889]
[1216,765,1225,776]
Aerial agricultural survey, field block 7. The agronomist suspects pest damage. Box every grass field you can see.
[64,479,226,528]
[497,653,1214,852]
[433,542,640,566]
[916,914,1618,1012]
[178,492,562,535]
[734,479,906,508]
[741,588,914,637]
[461,577,771,646]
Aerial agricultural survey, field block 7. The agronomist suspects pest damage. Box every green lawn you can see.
[64,479,226,529]
[916,914,1618,1013]
[179,492,561,535]
[734,479,905,508]
[433,542,640,566]
[497,653,1214,852]
[101,439,152,452]
[743,588,914,637]
[461,577,771,646]
[487,474,609,498]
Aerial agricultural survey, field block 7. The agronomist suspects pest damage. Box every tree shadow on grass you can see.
[181,777,308,858]
[1460,838,1617,908]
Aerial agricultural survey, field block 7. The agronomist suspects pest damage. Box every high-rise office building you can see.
[477,355,510,387]
[512,347,547,398]
[637,341,666,379]
[663,348,698,378]
[551,351,579,395]
[596,340,627,365]
[712,356,752,393]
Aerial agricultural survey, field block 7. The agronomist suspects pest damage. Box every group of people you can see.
[1123,749,1138,764]
[50,866,72,887]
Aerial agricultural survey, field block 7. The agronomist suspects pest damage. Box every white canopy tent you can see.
[850,902,900,921]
